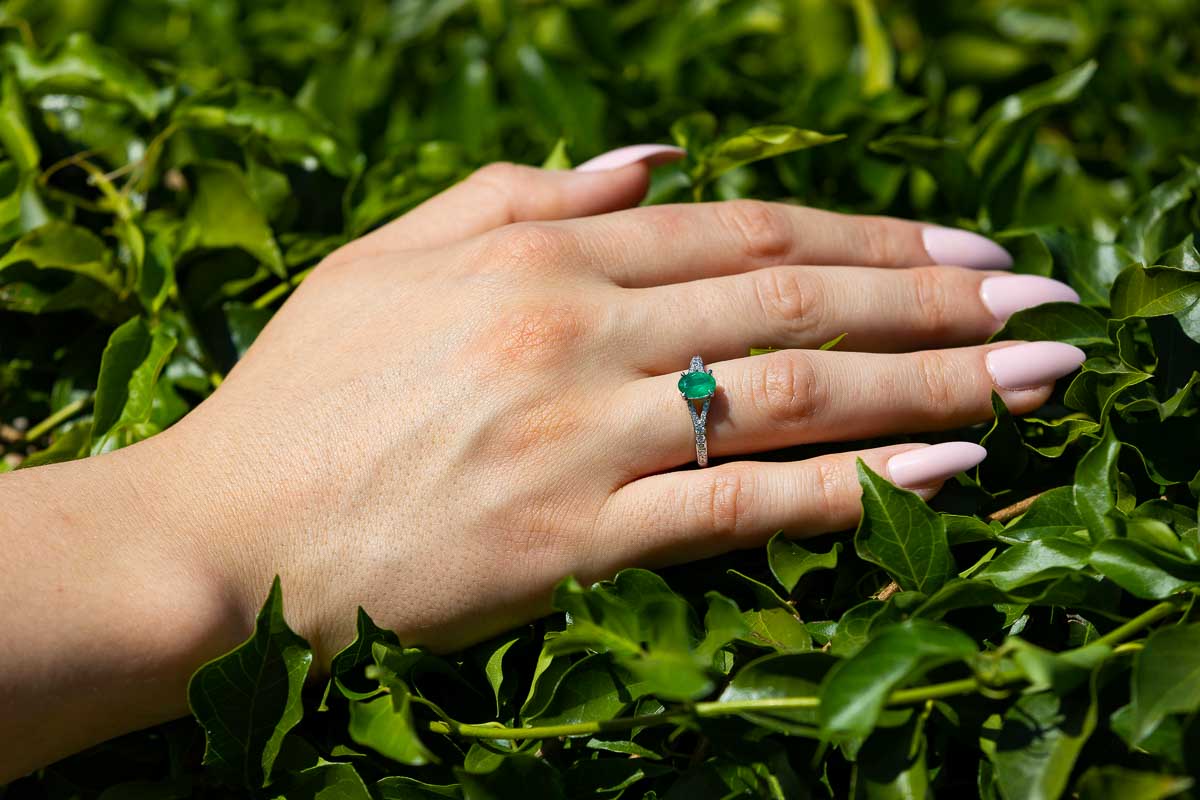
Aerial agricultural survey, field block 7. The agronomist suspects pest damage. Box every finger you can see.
[560,199,1011,287]
[626,267,1080,369]
[595,442,986,567]
[336,146,684,260]
[619,342,1084,473]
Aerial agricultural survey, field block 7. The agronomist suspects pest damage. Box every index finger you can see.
[562,200,1012,287]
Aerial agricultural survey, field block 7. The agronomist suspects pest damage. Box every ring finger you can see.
[617,341,1086,474]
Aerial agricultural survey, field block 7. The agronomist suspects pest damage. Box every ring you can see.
[678,355,716,467]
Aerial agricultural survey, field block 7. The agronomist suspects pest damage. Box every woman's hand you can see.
[0,146,1085,778]
[169,145,1081,660]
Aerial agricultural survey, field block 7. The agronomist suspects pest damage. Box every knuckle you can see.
[483,223,578,273]
[754,352,827,429]
[909,267,953,339]
[470,161,524,193]
[855,215,910,266]
[691,466,753,538]
[721,200,792,264]
[914,350,958,411]
[753,268,822,337]
[812,459,844,521]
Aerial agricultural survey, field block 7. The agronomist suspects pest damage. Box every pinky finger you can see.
[597,442,987,569]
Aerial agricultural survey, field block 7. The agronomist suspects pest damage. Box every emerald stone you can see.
[678,370,716,399]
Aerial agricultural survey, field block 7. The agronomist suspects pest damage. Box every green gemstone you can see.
[678,370,716,399]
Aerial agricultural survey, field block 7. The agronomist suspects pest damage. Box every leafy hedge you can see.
[3,0,1200,798]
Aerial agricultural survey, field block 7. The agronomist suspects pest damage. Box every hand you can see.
[0,145,1085,777]
[165,145,1082,662]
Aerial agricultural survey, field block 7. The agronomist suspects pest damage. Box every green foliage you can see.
[4,0,1200,797]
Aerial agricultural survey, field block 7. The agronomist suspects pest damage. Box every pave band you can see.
[678,355,716,467]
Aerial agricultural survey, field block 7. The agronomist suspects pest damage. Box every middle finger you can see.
[623,265,1078,372]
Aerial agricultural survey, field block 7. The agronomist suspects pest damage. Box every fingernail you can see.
[980,275,1081,321]
[986,342,1086,390]
[574,144,686,173]
[887,442,988,488]
[922,226,1013,270]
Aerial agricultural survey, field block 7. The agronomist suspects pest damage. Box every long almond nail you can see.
[986,342,1086,390]
[922,226,1013,269]
[574,144,686,173]
[887,442,988,488]
[980,275,1080,321]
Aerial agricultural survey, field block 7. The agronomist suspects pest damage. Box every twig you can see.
[22,395,93,443]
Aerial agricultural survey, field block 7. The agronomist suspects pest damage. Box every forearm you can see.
[0,436,248,783]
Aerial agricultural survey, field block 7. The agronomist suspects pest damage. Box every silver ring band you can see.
[678,355,716,467]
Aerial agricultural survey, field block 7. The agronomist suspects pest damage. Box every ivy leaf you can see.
[326,607,401,702]
[1089,539,1198,599]
[0,220,123,304]
[854,460,954,594]
[174,83,358,176]
[766,534,841,594]
[525,654,648,727]
[187,577,312,789]
[1075,766,1192,800]
[718,652,836,733]
[976,537,1092,590]
[1110,265,1200,321]
[180,161,286,279]
[1074,426,1121,541]
[1119,162,1200,264]
[455,754,565,800]
[1130,623,1200,745]
[983,686,1098,800]
[267,762,373,800]
[692,125,845,194]
[4,33,166,118]
[90,316,177,455]
[990,302,1111,346]
[819,619,976,741]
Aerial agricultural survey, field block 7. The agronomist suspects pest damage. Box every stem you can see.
[423,601,1183,743]
[1094,600,1181,648]
[23,395,93,442]
[253,266,315,309]
[989,491,1046,523]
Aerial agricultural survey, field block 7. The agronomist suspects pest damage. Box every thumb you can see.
[337,144,685,258]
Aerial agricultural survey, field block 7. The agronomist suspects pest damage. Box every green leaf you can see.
[1111,264,1200,321]
[767,534,841,594]
[719,652,836,733]
[854,460,954,594]
[1088,539,1197,599]
[0,70,40,173]
[187,577,312,788]
[819,619,976,741]
[1120,162,1200,264]
[4,33,166,118]
[327,607,401,702]
[990,302,1111,346]
[174,83,357,176]
[849,0,894,97]
[376,776,462,799]
[90,316,177,455]
[1130,623,1200,744]
[180,161,286,278]
[976,537,1092,590]
[526,654,648,727]
[1075,767,1192,800]
[851,708,931,799]
[549,570,713,701]
[456,754,565,800]
[348,686,434,766]
[268,763,373,800]
[0,220,123,295]
[1000,486,1086,542]
[693,125,845,192]
[984,687,1098,800]
[1074,426,1121,541]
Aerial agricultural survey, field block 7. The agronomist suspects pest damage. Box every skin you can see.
[0,161,1060,781]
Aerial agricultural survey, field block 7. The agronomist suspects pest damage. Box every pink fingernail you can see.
[986,342,1086,390]
[574,144,686,173]
[980,275,1081,321]
[922,226,1013,270]
[887,442,988,488]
